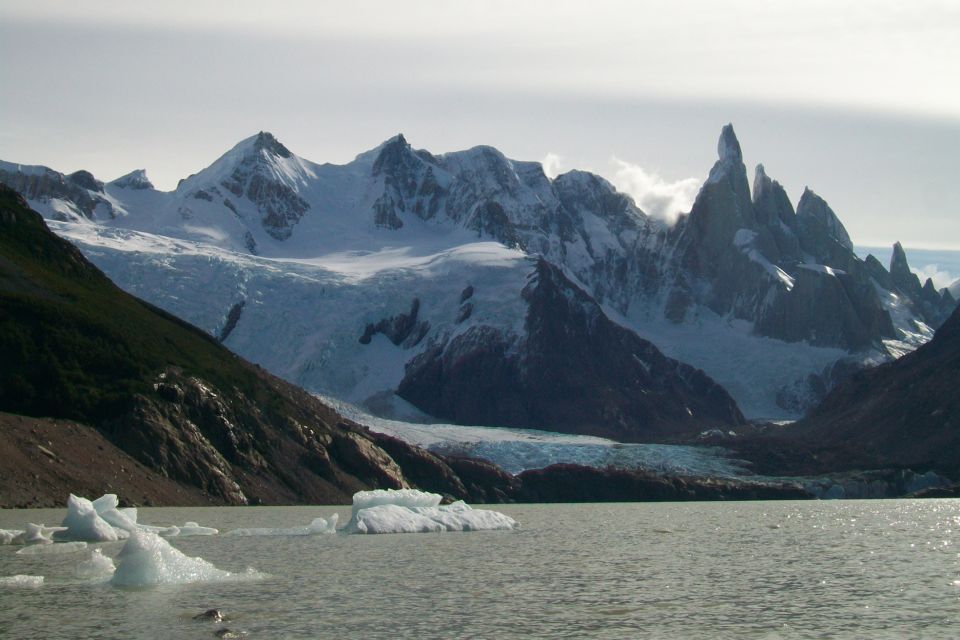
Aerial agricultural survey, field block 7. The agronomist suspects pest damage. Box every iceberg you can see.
[75,549,117,581]
[110,530,258,587]
[226,515,336,537]
[347,505,445,534]
[59,494,121,542]
[0,575,44,588]
[344,489,518,534]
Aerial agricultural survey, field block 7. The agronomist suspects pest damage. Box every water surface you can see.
[1,500,958,638]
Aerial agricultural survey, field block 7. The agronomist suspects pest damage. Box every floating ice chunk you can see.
[0,575,44,588]
[344,490,518,534]
[17,541,88,556]
[411,501,518,532]
[12,523,65,546]
[226,514,337,536]
[92,494,139,532]
[60,494,120,542]
[348,504,446,534]
[75,549,117,581]
[0,529,23,545]
[137,524,181,537]
[351,489,442,514]
[177,522,219,536]
[110,530,257,587]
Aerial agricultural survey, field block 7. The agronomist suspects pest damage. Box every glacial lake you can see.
[2,500,958,639]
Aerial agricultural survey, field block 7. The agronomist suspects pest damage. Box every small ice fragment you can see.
[178,522,219,536]
[75,549,117,581]
[226,514,336,536]
[0,529,24,545]
[60,494,119,542]
[137,524,181,537]
[17,541,88,555]
[0,575,44,588]
[111,530,244,587]
[13,523,61,546]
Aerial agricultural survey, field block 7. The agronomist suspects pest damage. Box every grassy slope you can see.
[0,185,264,424]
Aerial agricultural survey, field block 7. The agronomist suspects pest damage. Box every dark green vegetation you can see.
[0,185,473,506]
[0,185,260,424]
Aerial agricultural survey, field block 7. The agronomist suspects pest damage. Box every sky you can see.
[1,0,959,250]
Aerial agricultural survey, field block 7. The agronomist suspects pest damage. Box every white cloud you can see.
[541,153,564,179]
[911,264,956,291]
[608,158,700,224]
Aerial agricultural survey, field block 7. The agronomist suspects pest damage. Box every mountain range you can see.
[1,125,955,440]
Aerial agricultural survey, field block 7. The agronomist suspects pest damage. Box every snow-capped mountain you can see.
[1,125,954,428]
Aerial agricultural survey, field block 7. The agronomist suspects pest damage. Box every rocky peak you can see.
[250,131,292,159]
[890,241,912,279]
[718,123,743,165]
[795,188,853,260]
[212,132,310,241]
[110,169,154,190]
[371,133,418,177]
[68,170,103,193]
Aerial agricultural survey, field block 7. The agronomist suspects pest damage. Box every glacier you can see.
[3,125,954,433]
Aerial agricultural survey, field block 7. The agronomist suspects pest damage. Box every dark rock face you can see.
[665,126,895,350]
[786,304,960,477]
[398,259,745,441]
[110,169,154,191]
[359,298,429,347]
[865,241,957,329]
[514,464,813,502]
[219,131,310,240]
[0,165,115,220]
[217,300,245,342]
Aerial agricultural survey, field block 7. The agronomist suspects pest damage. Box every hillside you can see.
[0,185,477,506]
[783,304,960,477]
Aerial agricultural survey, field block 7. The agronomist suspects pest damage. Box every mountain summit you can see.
[2,125,954,425]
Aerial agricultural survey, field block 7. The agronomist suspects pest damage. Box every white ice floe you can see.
[11,523,65,546]
[0,575,44,588]
[60,494,121,542]
[110,530,256,587]
[345,489,518,535]
[352,489,442,512]
[226,515,337,537]
[137,524,181,537]
[175,522,219,536]
[16,541,87,556]
[75,549,117,581]
[0,529,23,545]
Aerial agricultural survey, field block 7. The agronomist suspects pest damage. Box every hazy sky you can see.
[1,0,958,249]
